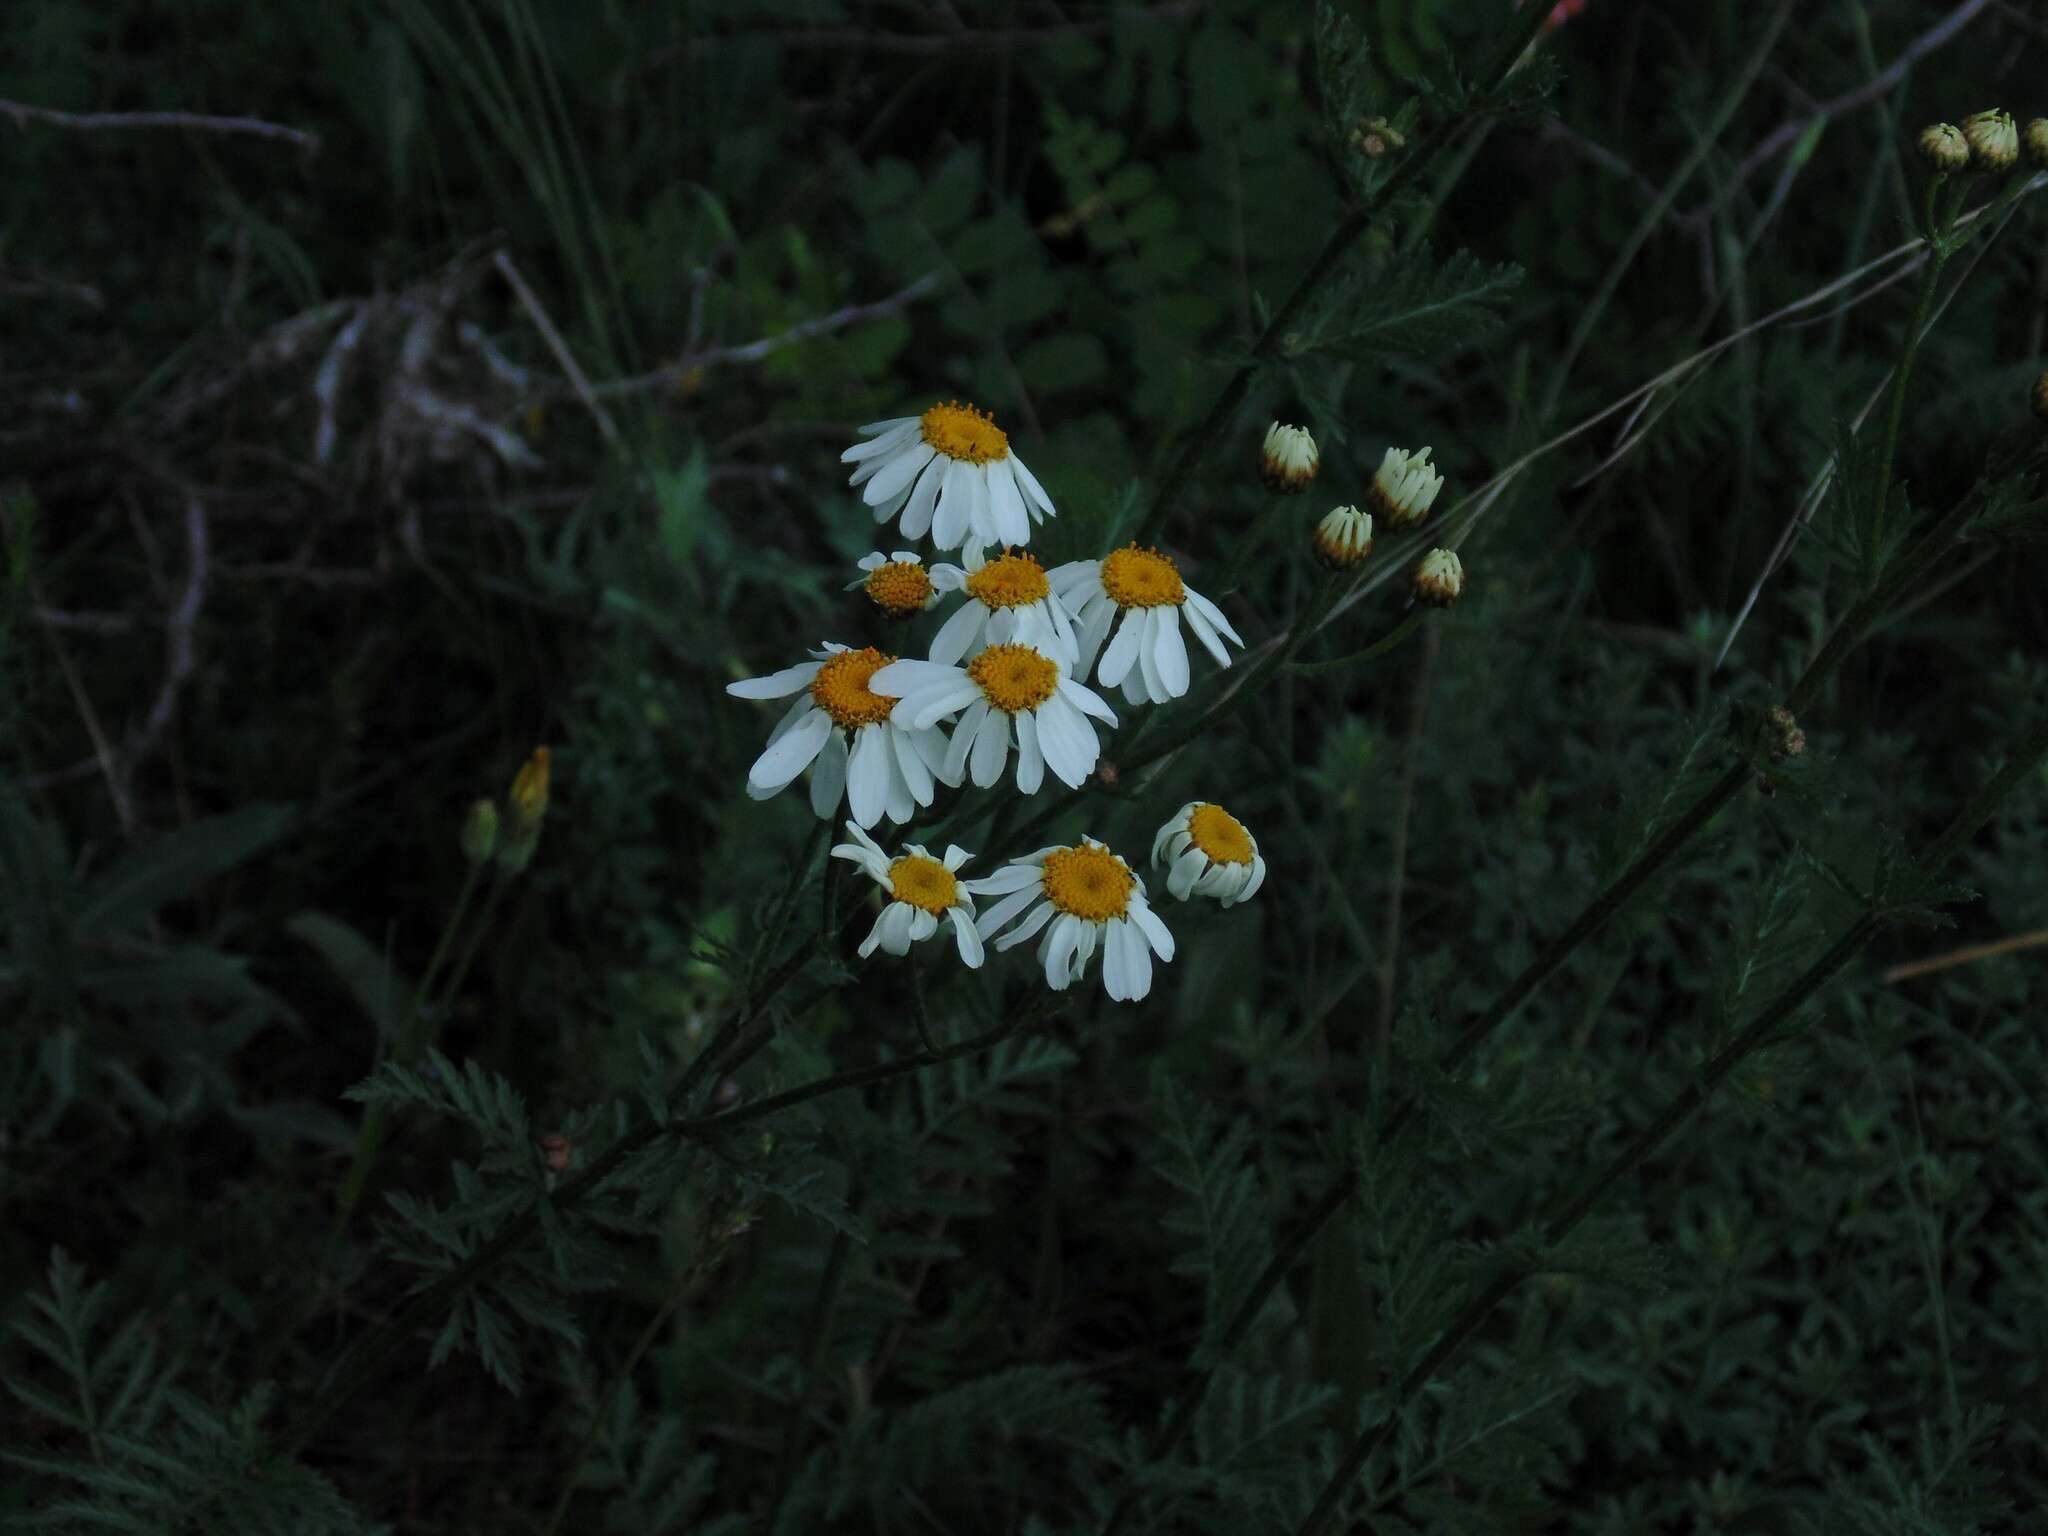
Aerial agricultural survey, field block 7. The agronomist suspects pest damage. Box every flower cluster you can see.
[725,398,1268,1002]
[1917,107,2048,176]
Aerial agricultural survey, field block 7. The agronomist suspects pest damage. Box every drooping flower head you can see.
[1368,446,1445,529]
[1312,505,1375,570]
[1961,109,2018,171]
[727,643,949,828]
[967,837,1175,1001]
[1050,544,1244,706]
[842,400,1056,552]
[2027,118,2048,170]
[869,613,1117,795]
[848,551,940,620]
[927,543,1077,664]
[1259,421,1319,492]
[831,821,983,967]
[1151,802,1266,907]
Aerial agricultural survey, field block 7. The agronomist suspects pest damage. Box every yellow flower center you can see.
[1186,803,1255,865]
[966,643,1058,714]
[963,550,1050,609]
[1099,544,1185,609]
[809,648,898,729]
[1041,845,1136,922]
[920,400,1009,464]
[863,561,933,617]
[887,853,958,916]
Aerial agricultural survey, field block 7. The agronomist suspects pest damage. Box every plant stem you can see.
[1866,232,1944,556]
[1294,703,2048,1535]
[1285,608,1426,674]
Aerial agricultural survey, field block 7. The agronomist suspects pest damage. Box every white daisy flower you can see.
[841,399,1056,552]
[726,643,950,829]
[868,616,1117,794]
[830,821,984,967]
[1259,421,1318,492]
[925,544,1078,664]
[846,551,940,621]
[966,838,1175,1001]
[1367,445,1444,529]
[1150,801,1267,907]
[1049,544,1244,707]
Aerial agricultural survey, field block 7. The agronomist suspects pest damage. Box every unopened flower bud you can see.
[1767,705,1806,761]
[852,552,938,620]
[1312,505,1375,569]
[1351,116,1406,159]
[1259,422,1319,493]
[1915,123,1969,174]
[1367,445,1445,529]
[1961,109,2018,171]
[539,1133,572,1172]
[2026,119,2048,169]
[1412,548,1464,607]
[2034,369,2048,422]
[460,798,499,864]
[497,746,551,874]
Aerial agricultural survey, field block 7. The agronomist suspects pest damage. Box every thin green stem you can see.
[1867,240,1944,555]
[415,861,484,1009]
[1286,608,1426,675]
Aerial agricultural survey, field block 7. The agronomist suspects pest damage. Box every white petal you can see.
[976,883,1044,938]
[892,724,935,806]
[911,725,951,778]
[851,415,917,440]
[1097,608,1144,688]
[1154,608,1191,697]
[870,658,958,697]
[809,727,850,818]
[965,465,997,546]
[881,744,915,825]
[858,909,890,959]
[1101,917,1131,999]
[928,599,987,666]
[1238,853,1266,903]
[764,692,815,749]
[969,706,1011,788]
[942,845,972,872]
[1014,708,1046,795]
[905,682,984,733]
[1113,917,1153,1000]
[949,910,985,967]
[1044,913,1083,989]
[863,441,937,506]
[1135,610,1169,701]
[846,725,891,828]
[1010,452,1055,518]
[1130,898,1176,961]
[1168,847,1208,900]
[1057,676,1118,726]
[727,661,822,700]
[898,455,945,540]
[1186,588,1243,646]
[964,863,1045,897]
[747,709,833,792]
[939,456,980,549]
[988,458,1030,547]
[1073,596,1116,677]
[994,899,1057,952]
[1033,697,1089,788]
[908,908,940,942]
[942,701,986,786]
[876,902,918,956]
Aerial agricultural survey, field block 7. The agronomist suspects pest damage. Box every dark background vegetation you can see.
[3,0,2047,1530]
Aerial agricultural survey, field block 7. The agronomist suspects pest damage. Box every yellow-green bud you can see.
[1961,109,2018,171]
[497,746,551,874]
[1351,116,1406,159]
[1368,445,1445,530]
[460,798,499,864]
[2026,119,2048,169]
[2034,369,2048,422]
[1915,123,1968,174]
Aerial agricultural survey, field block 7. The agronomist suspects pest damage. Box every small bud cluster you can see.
[456,747,553,876]
[1350,116,1406,160]
[1767,706,1806,762]
[1919,108,2045,176]
[1259,421,1319,492]
[1411,549,1464,608]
